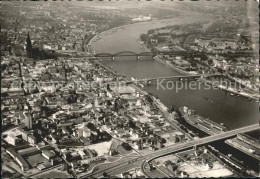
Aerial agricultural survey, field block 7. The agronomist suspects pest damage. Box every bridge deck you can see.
[94,51,152,57]
[81,123,258,178]
[125,74,224,83]
[145,123,258,161]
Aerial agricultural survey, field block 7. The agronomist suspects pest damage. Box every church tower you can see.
[26,32,32,58]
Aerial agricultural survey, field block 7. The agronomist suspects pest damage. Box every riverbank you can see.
[198,78,259,101]
[153,56,192,75]
[89,17,180,48]
[94,60,194,140]
[84,34,96,53]
[88,22,136,47]
[154,54,259,101]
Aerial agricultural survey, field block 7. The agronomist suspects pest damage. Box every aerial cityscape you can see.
[1,0,259,178]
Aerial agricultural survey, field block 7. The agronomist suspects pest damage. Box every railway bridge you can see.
[94,51,153,60]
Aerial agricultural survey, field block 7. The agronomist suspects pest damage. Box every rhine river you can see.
[91,16,259,129]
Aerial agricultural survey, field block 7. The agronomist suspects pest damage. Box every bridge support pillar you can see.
[194,145,197,151]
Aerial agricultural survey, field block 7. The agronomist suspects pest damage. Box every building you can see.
[17,127,29,141]
[80,138,91,146]
[5,135,20,145]
[83,128,91,138]
[27,134,36,145]
[6,148,29,171]
[175,132,185,142]
[42,150,56,160]
[23,111,32,130]
[164,160,178,171]
[78,150,88,160]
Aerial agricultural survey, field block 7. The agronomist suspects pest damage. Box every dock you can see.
[225,137,260,161]
[178,106,228,135]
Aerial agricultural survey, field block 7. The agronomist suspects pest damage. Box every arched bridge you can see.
[94,51,153,60]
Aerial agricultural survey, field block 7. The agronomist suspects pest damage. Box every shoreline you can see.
[199,78,259,101]
[88,15,201,51]
[84,34,97,53]
[153,56,192,75]
[154,55,259,101]
[88,21,145,48]
[94,60,194,140]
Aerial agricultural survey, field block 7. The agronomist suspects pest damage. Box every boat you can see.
[139,84,144,88]
[203,97,213,103]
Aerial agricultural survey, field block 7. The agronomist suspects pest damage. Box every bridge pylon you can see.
[194,145,197,150]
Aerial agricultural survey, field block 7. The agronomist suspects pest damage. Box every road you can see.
[80,123,258,178]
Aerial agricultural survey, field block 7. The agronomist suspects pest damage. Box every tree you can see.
[190,59,197,67]
[2,171,12,178]
[87,122,95,130]
[128,120,136,128]
[122,142,132,150]
[200,52,208,61]
[103,172,109,177]
[140,34,147,42]
[208,59,214,66]
[107,100,112,106]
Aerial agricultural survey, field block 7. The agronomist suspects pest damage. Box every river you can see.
[91,16,259,129]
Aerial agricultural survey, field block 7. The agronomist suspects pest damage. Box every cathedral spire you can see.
[26,32,32,58]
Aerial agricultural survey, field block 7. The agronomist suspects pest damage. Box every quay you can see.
[178,106,228,135]
[225,133,260,161]
[225,138,260,161]
[198,77,259,101]
[153,56,191,75]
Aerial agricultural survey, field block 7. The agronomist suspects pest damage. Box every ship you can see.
[178,106,229,135]
[132,16,152,22]
[131,77,136,81]
[139,84,144,88]
[230,93,251,101]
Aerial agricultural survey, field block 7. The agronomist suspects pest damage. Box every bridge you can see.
[94,51,153,60]
[92,60,225,87]
[140,123,258,177]
[80,123,258,178]
[123,74,225,84]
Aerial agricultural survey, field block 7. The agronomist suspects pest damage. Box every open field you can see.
[87,141,112,156]
[33,168,71,178]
